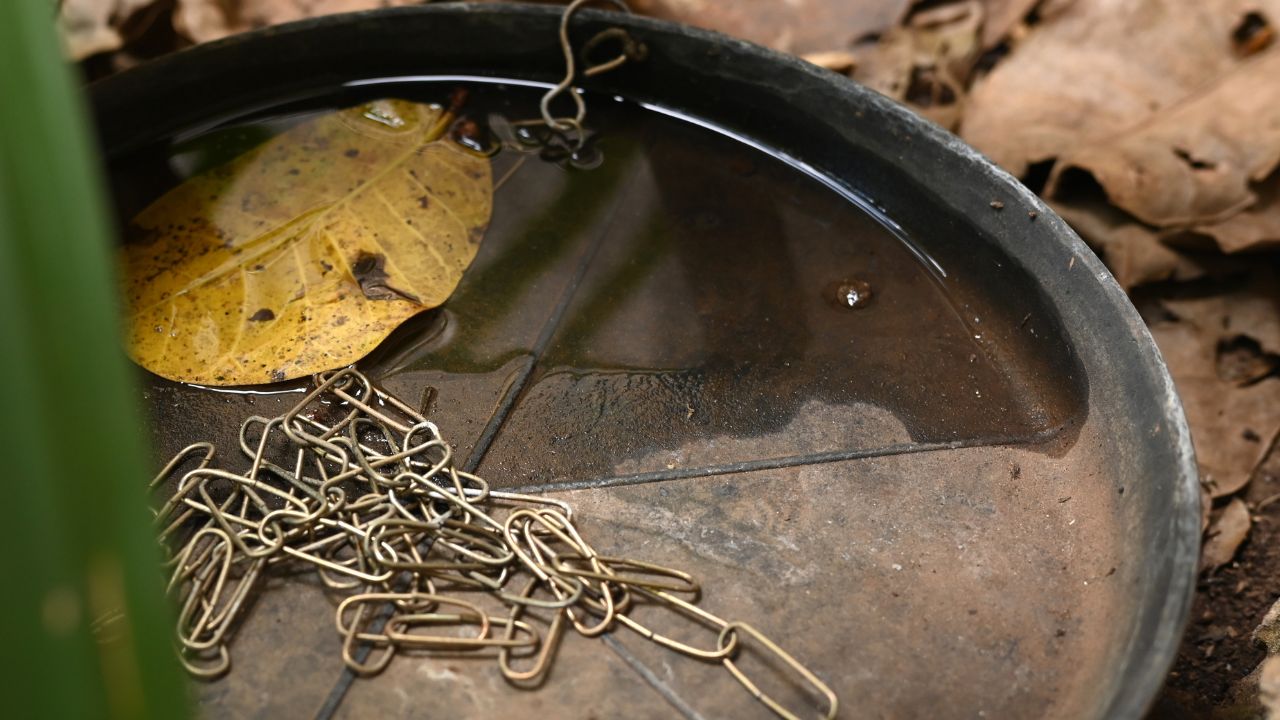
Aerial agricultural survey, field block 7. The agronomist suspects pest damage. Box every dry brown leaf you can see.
[1201,482,1214,533]
[1152,324,1276,499]
[59,0,160,59]
[1166,171,1280,254]
[1052,199,1209,290]
[1256,601,1280,718]
[801,50,858,74]
[1163,272,1280,365]
[630,0,912,54]
[1086,224,1196,292]
[1261,598,1280,654]
[122,99,491,385]
[1052,189,1270,291]
[1201,497,1251,571]
[1151,276,1280,497]
[1263,657,1280,720]
[852,1,984,130]
[851,22,918,98]
[979,0,1042,48]
[961,0,1280,178]
[1098,226,1199,292]
[1048,49,1280,228]
[174,0,421,44]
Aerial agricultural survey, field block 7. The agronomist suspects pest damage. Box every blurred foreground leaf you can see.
[0,0,187,718]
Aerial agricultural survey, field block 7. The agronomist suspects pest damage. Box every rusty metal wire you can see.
[504,0,646,161]
[143,367,836,719]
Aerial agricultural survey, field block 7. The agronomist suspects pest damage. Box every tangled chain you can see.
[150,368,836,719]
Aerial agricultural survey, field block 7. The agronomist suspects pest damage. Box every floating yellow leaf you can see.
[122,98,492,385]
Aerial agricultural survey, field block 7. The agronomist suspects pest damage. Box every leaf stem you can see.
[427,87,470,142]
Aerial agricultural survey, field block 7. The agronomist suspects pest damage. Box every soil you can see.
[1159,444,1280,714]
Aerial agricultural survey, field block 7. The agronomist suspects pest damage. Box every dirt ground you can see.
[1161,444,1280,714]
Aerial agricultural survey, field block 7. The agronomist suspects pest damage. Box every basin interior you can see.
[113,79,1133,719]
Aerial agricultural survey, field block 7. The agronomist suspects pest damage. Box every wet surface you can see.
[122,81,1084,480]
[109,80,1109,718]
[194,438,1124,720]
[546,439,1124,720]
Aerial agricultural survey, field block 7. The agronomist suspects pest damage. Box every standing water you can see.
[111,79,1085,484]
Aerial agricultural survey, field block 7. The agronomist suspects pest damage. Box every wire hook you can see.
[538,0,643,148]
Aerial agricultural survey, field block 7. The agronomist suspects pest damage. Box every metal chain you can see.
[128,367,835,719]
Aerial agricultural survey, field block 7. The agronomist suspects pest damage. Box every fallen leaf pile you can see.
[172,0,422,43]
[60,0,165,60]
[65,0,1280,713]
[59,0,433,72]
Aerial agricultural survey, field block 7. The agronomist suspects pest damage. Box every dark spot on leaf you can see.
[320,260,333,273]
[270,369,286,382]
[1173,147,1216,171]
[351,253,377,276]
[241,191,269,213]
[344,148,360,158]
[249,308,275,322]
[417,196,430,209]
[288,168,300,176]
[350,251,421,303]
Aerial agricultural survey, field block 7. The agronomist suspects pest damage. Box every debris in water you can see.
[831,279,874,309]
